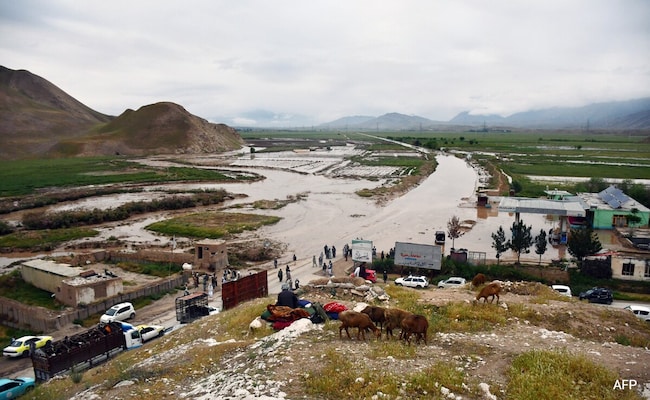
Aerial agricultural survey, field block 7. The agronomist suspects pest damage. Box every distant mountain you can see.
[449,98,650,130]
[321,112,449,131]
[0,66,243,159]
[320,98,650,131]
[321,115,376,128]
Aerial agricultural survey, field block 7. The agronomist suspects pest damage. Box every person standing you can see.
[278,268,283,282]
[383,269,388,284]
[312,255,317,268]
[274,258,278,269]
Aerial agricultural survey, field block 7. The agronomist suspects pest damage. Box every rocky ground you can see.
[34,259,649,400]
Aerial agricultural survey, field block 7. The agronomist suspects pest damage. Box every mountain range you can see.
[1,65,649,161]
[319,99,650,131]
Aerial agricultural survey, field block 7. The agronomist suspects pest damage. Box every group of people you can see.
[222,268,241,283]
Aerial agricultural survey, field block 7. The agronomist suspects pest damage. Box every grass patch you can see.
[506,349,641,400]
[0,157,258,197]
[0,270,65,311]
[304,348,469,399]
[146,211,281,239]
[0,227,98,250]
[115,261,183,278]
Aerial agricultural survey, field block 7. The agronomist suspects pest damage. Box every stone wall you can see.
[0,275,184,333]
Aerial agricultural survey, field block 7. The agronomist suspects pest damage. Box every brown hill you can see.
[82,102,244,156]
[0,66,112,159]
[0,66,243,159]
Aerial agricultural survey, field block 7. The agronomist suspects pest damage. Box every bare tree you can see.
[447,215,464,250]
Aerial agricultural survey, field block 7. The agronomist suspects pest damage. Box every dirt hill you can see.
[85,102,244,156]
[0,66,112,159]
[0,66,243,159]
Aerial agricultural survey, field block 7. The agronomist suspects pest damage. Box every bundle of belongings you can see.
[261,300,330,330]
[323,301,348,319]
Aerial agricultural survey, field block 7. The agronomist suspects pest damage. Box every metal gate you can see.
[221,270,268,310]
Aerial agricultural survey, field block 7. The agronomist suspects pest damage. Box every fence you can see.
[0,275,184,333]
[221,270,268,310]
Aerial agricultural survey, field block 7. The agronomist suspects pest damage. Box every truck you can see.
[175,292,211,323]
[31,321,142,382]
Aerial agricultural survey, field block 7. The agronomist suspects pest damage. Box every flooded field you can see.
[3,146,622,268]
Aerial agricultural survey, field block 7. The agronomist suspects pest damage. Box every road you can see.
[0,254,350,379]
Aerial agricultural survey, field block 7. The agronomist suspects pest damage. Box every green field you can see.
[0,157,257,197]
[240,129,650,203]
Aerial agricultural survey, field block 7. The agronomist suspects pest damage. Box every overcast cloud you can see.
[1,0,649,126]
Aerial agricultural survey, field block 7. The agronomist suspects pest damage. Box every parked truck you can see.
[31,321,142,382]
[175,292,211,323]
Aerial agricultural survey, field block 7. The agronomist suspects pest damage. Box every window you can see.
[645,261,650,278]
[622,262,635,276]
[613,215,627,227]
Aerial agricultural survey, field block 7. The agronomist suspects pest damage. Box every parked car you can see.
[351,269,377,283]
[207,306,220,315]
[137,324,165,342]
[624,305,650,322]
[437,277,467,289]
[395,275,429,288]
[3,335,53,358]
[551,284,572,297]
[0,377,35,397]
[435,231,446,245]
[578,287,613,304]
[100,302,136,323]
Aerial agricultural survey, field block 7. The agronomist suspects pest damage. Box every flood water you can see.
[1,153,588,268]
[238,154,567,263]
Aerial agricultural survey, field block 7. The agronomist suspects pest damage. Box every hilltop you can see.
[0,66,243,159]
[79,102,243,157]
[30,277,650,400]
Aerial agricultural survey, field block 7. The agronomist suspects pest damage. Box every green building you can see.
[577,186,649,230]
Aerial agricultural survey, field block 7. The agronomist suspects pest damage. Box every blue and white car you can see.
[0,377,35,398]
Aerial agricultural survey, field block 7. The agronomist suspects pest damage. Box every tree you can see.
[534,229,547,266]
[509,220,533,265]
[567,227,602,266]
[626,208,642,237]
[447,215,464,250]
[491,226,509,265]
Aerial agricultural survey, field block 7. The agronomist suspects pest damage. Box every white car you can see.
[395,275,429,289]
[100,302,135,323]
[137,325,165,342]
[437,277,467,289]
[551,284,572,297]
[624,305,650,322]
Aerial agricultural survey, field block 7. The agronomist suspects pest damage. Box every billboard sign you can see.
[351,239,373,262]
[394,242,442,270]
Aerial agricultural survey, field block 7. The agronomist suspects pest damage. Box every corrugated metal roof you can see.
[498,197,586,217]
[21,259,82,277]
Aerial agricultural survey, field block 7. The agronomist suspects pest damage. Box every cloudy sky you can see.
[1,1,649,126]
